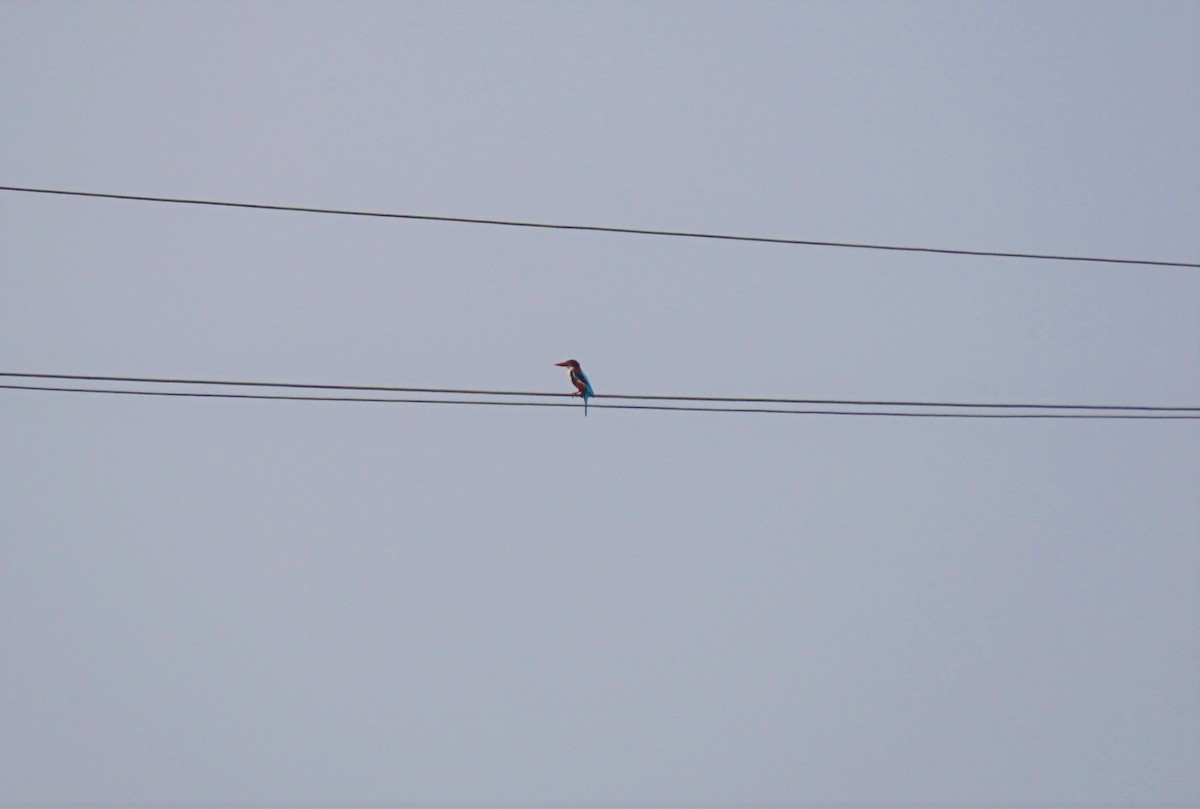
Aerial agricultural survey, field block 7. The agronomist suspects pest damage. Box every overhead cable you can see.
[3,376,1197,420]
[4,384,1198,419]
[1,372,1195,413]
[2,185,1196,269]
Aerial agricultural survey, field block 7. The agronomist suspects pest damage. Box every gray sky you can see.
[2,1,1198,806]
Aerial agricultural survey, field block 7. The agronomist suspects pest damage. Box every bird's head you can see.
[555,359,581,371]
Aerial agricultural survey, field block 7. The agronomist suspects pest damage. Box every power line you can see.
[3,382,1197,420]
[1,372,1196,414]
[3,185,1196,269]
[4,381,1195,420]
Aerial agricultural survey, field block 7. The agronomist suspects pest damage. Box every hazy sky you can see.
[2,2,1198,806]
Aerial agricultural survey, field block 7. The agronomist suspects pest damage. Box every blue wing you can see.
[573,369,594,399]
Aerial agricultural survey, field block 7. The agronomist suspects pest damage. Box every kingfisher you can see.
[555,359,594,416]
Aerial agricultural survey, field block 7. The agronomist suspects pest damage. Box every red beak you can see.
[554,361,570,367]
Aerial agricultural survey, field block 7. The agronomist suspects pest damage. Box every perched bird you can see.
[555,359,594,416]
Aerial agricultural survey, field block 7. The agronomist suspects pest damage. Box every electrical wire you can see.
[3,383,1195,419]
[1,372,1196,414]
[3,185,1196,269]
[3,383,1197,420]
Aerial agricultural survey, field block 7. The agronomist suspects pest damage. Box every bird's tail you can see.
[584,395,589,417]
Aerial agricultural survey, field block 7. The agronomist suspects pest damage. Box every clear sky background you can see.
[2,2,1198,806]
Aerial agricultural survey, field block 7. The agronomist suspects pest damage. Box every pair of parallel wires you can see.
[2,373,1196,420]
[2,186,1198,420]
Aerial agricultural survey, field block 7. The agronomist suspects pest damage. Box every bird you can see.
[555,359,594,416]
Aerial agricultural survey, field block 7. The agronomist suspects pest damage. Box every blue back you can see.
[572,368,594,398]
